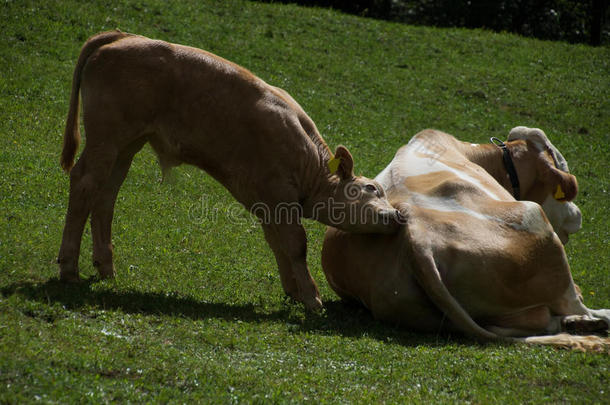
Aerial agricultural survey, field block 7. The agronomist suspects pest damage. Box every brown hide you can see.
[57,31,402,311]
[322,129,609,351]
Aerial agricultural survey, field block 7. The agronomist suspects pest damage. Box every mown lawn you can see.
[1,0,609,402]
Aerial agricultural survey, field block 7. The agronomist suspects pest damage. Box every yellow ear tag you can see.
[328,157,341,174]
[554,184,565,200]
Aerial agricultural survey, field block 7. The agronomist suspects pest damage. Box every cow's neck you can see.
[298,140,338,222]
[301,172,342,224]
[461,142,525,197]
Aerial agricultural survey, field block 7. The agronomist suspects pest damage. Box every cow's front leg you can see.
[262,223,322,311]
[262,226,299,299]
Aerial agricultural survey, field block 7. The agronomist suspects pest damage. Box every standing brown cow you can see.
[57,31,402,311]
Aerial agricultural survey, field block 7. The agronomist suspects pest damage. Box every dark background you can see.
[264,0,609,45]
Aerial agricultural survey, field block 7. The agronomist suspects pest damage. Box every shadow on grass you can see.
[1,277,474,348]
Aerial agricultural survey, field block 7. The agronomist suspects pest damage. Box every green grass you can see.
[1,0,609,402]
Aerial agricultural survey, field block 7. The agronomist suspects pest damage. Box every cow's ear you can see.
[540,157,578,201]
[550,169,578,202]
[536,152,578,202]
[333,146,354,180]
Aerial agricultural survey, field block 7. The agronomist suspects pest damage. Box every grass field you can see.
[1,0,609,402]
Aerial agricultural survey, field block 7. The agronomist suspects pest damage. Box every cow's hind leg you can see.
[483,306,553,337]
[58,145,117,282]
[562,315,608,335]
[90,138,146,279]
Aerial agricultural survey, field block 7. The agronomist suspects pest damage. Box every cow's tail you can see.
[520,334,610,353]
[61,30,131,172]
[402,219,502,342]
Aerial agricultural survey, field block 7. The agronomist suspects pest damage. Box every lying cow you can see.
[322,127,609,351]
[57,31,403,311]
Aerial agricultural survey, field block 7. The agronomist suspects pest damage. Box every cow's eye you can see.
[365,184,379,195]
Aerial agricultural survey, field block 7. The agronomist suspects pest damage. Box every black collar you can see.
[490,137,520,200]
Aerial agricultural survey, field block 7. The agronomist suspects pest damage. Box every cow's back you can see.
[79,35,318,208]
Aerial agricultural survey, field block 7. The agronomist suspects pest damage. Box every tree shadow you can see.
[250,0,607,45]
[1,277,476,348]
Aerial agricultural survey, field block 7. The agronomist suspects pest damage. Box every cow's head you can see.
[318,146,403,233]
[507,126,582,244]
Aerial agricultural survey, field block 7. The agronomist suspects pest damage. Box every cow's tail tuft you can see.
[61,30,131,172]
[521,334,610,353]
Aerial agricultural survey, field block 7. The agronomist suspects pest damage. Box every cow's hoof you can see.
[59,271,81,283]
[99,269,116,279]
[303,296,324,312]
[563,315,609,335]
[58,257,81,283]
[94,261,116,279]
